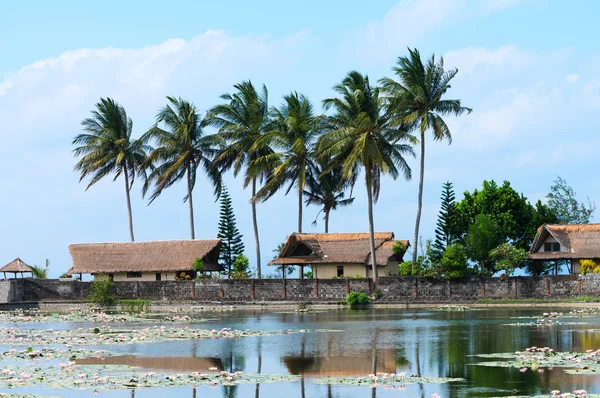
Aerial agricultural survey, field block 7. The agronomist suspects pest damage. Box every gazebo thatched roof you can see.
[0,258,33,274]
[67,240,223,275]
[529,224,600,260]
[268,232,409,266]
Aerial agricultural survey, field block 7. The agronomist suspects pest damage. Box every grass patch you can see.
[476,296,600,303]
[118,299,151,313]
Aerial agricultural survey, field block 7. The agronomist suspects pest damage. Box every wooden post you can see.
[250,279,255,300]
[481,279,486,298]
[313,278,318,298]
[545,278,551,297]
[578,279,582,294]
[282,278,286,299]
[412,277,417,298]
[345,279,350,295]
[191,280,196,299]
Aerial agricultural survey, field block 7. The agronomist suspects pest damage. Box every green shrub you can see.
[374,289,383,299]
[346,292,371,307]
[87,276,114,307]
[232,254,251,279]
[118,299,151,313]
[59,273,72,279]
[193,258,205,277]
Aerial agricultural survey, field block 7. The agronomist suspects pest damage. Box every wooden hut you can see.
[0,258,33,279]
[67,240,223,281]
[529,224,600,274]
[269,232,409,278]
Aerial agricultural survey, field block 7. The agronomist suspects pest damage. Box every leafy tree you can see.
[209,81,274,279]
[232,255,251,279]
[453,180,556,250]
[523,260,555,276]
[380,48,472,265]
[143,97,220,239]
[251,92,319,234]
[217,185,245,278]
[317,71,414,281]
[432,181,457,258]
[303,164,354,233]
[490,243,528,276]
[465,214,503,275]
[30,259,50,279]
[546,176,595,224]
[73,98,150,241]
[193,258,205,278]
[437,244,469,280]
[88,276,115,307]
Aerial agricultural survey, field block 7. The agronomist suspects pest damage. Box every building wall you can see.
[312,264,367,278]
[94,272,180,281]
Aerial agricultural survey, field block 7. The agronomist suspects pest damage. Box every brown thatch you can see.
[0,258,33,274]
[268,232,409,266]
[67,240,223,275]
[76,355,222,371]
[283,349,396,376]
[529,224,600,260]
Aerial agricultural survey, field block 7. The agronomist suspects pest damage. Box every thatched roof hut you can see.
[66,240,223,276]
[529,224,600,260]
[269,232,409,266]
[0,258,33,279]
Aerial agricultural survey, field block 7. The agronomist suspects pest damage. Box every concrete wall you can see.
[94,272,180,282]
[2,275,599,304]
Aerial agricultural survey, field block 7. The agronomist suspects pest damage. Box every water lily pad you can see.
[312,373,464,386]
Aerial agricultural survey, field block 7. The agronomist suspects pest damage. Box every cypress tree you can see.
[433,181,457,256]
[217,185,245,278]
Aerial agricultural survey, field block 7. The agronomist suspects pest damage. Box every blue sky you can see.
[1,0,599,277]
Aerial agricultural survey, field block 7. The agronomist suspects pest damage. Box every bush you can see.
[193,258,205,277]
[59,273,72,279]
[581,259,597,274]
[490,243,528,276]
[87,276,114,307]
[232,254,251,279]
[346,292,371,307]
[438,244,469,279]
[119,299,151,314]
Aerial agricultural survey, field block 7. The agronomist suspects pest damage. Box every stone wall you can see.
[2,274,599,304]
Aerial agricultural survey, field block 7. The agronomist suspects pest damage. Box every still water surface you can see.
[3,307,600,397]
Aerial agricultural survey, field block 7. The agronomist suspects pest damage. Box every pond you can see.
[2,307,600,397]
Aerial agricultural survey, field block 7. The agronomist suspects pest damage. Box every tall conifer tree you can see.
[433,181,457,255]
[217,185,245,278]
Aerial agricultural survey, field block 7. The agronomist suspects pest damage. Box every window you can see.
[155,273,161,281]
[126,272,142,278]
[337,266,344,277]
[544,242,561,252]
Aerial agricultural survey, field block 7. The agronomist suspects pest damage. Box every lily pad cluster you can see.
[0,326,311,346]
[313,372,464,386]
[1,347,113,361]
[0,363,299,390]
[0,309,207,324]
[435,305,471,312]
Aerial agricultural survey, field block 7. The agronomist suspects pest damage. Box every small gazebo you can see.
[0,258,33,279]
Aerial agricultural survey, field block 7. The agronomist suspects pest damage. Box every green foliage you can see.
[346,292,371,307]
[490,243,528,276]
[303,270,313,279]
[433,182,457,259]
[546,176,595,224]
[580,259,597,275]
[217,185,245,277]
[232,254,251,279]
[118,299,151,313]
[437,244,469,279]
[465,214,503,275]
[392,241,407,257]
[87,276,114,307]
[453,180,557,251]
[193,258,205,277]
[30,259,50,279]
[59,273,72,279]
[374,289,383,299]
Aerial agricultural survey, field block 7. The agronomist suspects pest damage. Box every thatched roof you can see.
[268,232,409,266]
[67,240,223,275]
[0,258,33,274]
[529,224,600,260]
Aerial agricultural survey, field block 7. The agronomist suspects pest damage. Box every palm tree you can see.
[30,259,50,279]
[208,81,274,278]
[250,92,319,234]
[73,98,150,241]
[380,48,471,265]
[304,164,355,233]
[143,96,220,240]
[317,71,414,281]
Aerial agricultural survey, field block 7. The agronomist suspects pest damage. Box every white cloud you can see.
[566,73,580,84]
[444,45,534,74]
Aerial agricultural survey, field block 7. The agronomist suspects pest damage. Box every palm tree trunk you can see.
[325,209,330,233]
[187,165,195,240]
[412,131,426,268]
[366,171,377,282]
[252,178,262,279]
[298,186,304,278]
[123,167,135,242]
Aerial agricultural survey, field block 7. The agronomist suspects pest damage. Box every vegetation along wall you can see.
[1,275,599,304]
